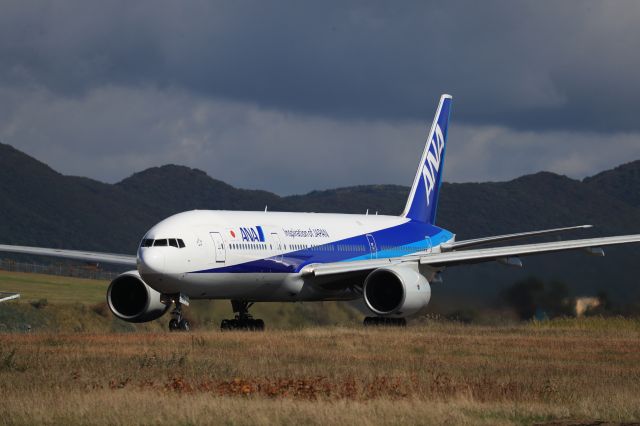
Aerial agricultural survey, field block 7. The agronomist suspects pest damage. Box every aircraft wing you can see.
[300,234,640,278]
[440,224,593,251]
[0,244,137,266]
[0,292,20,303]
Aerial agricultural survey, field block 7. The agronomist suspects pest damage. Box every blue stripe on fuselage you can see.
[189,221,454,274]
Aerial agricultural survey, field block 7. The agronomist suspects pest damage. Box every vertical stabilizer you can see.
[401,94,452,224]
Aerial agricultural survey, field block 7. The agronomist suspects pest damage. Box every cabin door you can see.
[209,232,226,263]
[366,234,378,259]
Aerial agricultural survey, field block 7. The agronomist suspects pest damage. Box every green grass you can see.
[0,270,363,332]
[0,270,108,304]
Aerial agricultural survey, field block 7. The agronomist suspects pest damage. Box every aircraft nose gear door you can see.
[366,234,377,259]
[209,232,226,263]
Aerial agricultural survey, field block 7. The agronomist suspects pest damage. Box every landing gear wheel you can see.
[178,319,190,331]
[363,317,407,327]
[221,319,230,331]
[254,319,265,331]
[169,319,179,331]
[168,297,191,332]
[220,301,265,331]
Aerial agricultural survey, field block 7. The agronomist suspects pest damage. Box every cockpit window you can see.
[142,238,186,248]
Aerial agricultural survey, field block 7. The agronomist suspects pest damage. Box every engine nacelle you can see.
[363,265,431,317]
[107,270,170,323]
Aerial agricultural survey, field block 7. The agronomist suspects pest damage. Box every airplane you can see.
[1,94,640,331]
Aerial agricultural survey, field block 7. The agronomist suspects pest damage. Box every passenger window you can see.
[169,239,179,248]
[154,239,168,247]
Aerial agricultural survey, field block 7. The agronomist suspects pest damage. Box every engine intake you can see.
[107,271,169,323]
[363,265,431,317]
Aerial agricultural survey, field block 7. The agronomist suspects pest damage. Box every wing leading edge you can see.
[0,244,137,266]
[440,224,593,251]
[300,234,640,277]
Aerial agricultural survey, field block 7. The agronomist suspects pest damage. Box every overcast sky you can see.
[1,1,640,194]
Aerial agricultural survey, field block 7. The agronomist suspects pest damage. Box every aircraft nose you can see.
[139,249,166,275]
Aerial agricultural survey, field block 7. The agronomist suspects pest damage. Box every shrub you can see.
[91,301,110,318]
[30,298,48,309]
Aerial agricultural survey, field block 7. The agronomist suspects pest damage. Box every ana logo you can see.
[421,124,445,205]
[240,226,265,242]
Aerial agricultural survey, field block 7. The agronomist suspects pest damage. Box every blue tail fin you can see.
[401,94,452,224]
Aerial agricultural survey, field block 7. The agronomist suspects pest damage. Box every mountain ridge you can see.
[1,142,639,304]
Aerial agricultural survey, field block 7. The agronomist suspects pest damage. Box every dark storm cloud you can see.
[2,0,640,132]
[1,1,640,194]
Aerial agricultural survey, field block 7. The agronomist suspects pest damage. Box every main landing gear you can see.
[220,300,265,331]
[168,296,190,332]
[363,317,407,327]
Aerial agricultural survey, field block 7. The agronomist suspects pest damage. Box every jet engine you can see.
[363,265,431,317]
[107,270,170,323]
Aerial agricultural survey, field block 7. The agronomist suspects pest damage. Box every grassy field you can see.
[0,270,108,304]
[2,270,640,425]
[0,270,363,332]
[1,321,640,425]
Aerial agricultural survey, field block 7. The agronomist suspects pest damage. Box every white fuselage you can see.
[137,210,454,302]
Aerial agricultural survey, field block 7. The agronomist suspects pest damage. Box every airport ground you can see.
[1,270,640,425]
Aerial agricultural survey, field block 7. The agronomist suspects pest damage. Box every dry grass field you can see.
[2,319,640,425]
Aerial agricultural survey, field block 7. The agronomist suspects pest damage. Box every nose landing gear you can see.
[168,294,190,332]
[220,300,265,331]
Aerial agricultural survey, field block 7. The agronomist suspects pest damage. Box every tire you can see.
[178,319,190,331]
[169,319,179,331]
[255,319,265,331]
